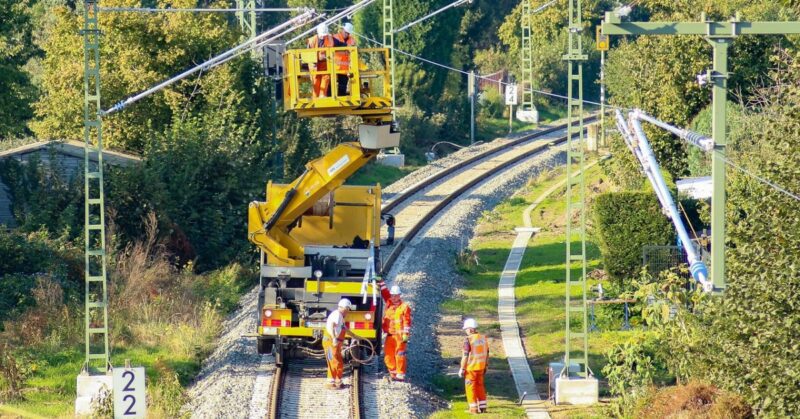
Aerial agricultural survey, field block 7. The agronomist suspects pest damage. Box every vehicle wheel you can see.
[257,338,274,355]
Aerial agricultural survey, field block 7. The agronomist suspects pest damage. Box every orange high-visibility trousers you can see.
[383,334,408,378]
[465,370,487,412]
[322,335,344,382]
[313,62,331,98]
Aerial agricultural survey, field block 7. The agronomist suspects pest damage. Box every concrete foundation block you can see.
[75,374,113,416]
[555,376,599,405]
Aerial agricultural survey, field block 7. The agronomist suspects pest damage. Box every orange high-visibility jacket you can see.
[306,34,334,65]
[465,333,488,371]
[380,284,412,336]
[332,33,356,72]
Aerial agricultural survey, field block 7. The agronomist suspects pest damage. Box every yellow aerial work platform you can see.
[283,47,393,121]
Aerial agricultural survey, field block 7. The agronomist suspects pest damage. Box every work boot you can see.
[334,380,343,389]
[324,382,337,390]
[393,374,405,382]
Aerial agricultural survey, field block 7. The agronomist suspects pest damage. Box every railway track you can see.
[263,119,589,418]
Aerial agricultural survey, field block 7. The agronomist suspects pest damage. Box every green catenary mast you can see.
[601,11,800,291]
[561,0,590,379]
[81,0,110,373]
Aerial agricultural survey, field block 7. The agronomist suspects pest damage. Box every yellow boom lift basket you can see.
[283,47,393,121]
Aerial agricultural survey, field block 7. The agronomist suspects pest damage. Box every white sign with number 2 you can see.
[113,367,146,418]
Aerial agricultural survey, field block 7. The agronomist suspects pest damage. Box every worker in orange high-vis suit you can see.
[306,23,334,98]
[332,22,356,97]
[323,298,360,389]
[459,318,489,414]
[378,280,412,381]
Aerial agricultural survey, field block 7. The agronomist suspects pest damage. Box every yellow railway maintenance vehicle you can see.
[248,46,398,365]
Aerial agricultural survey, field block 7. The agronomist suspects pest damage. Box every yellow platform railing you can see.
[283,47,393,119]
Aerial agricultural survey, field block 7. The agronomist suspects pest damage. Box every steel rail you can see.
[265,362,285,419]
[381,117,595,273]
[264,117,594,419]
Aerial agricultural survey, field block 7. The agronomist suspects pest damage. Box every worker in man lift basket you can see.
[377,279,412,381]
[459,318,489,414]
[307,23,334,98]
[323,298,361,389]
[332,22,357,97]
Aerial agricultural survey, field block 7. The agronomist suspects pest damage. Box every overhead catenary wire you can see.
[98,7,303,13]
[283,0,377,47]
[101,9,317,115]
[394,0,471,34]
[349,29,618,110]
[631,109,800,204]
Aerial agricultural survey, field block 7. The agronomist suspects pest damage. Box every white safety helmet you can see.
[338,298,352,309]
[462,318,478,330]
[317,23,329,36]
[343,22,354,34]
[389,285,402,295]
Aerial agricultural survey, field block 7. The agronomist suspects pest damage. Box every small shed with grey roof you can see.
[0,140,140,227]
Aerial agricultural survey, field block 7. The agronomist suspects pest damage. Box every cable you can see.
[394,0,471,34]
[98,7,302,13]
[350,29,621,110]
[715,151,800,203]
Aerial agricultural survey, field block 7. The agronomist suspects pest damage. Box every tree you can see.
[30,0,267,152]
[0,0,38,139]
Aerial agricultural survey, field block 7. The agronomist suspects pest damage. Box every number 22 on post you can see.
[113,367,146,418]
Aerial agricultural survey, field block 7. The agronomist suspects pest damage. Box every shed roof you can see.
[0,140,140,166]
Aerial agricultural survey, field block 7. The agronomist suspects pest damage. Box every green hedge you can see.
[592,191,676,281]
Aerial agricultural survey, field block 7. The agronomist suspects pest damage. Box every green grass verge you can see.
[432,159,627,417]
[2,344,200,417]
[347,161,417,187]
[476,104,567,143]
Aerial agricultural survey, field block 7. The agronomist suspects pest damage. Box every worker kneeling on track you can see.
[323,298,361,389]
[459,318,489,414]
[378,280,412,381]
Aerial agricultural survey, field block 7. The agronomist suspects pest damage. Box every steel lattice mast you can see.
[520,1,534,118]
[561,0,589,379]
[81,0,110,373]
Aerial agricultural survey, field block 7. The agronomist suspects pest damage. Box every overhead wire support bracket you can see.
[601,11,800,292]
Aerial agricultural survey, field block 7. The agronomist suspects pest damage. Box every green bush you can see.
[478,89,505,119]
[592,191,675,282]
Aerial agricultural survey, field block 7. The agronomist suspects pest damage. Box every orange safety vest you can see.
[466,333,488,371]
[332,33,356,72]
[306,35,334,65]
[383,301,411,336]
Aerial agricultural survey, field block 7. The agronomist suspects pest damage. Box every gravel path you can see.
[375,146,567,417]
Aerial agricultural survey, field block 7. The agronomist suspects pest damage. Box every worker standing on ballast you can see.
[378,279,412,381]
[459,318,489,414]
[332,22,357,97]
[307,23,334,98]
[323,298,360,389]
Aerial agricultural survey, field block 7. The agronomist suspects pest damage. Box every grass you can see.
[2,343,199,418]
[347,161,417,186]
[432,158,628,417]
[476,104,568,143]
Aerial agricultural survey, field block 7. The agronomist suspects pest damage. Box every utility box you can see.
[555,376,599,405]
[377,152,405,167]
[358,124,400,150]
